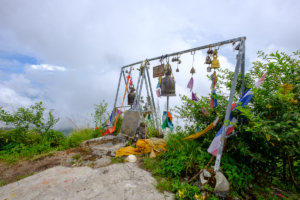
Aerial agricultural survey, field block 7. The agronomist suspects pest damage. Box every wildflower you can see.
[278,138,281,142]
[178,190,185,198]
[6,139,8,143]
[194,193,205,200]
[271,143,275,147]
[266,134,271,141]
[266,104,273,109]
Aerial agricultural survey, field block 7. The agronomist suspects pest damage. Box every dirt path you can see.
[0,161,174,200]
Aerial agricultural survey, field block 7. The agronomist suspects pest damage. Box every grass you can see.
[72,154,81,160]
[16,172,35,181]
[111,157,125,163]
[0,180,6,186]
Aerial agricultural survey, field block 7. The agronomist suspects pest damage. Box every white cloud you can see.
[31,64,66,71]
[0,0,300,129]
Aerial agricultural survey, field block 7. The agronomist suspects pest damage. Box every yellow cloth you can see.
[182,122,215,141]
[116,138,167,157]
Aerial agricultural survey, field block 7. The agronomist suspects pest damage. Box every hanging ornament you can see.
[187,77,193,92]
[211,49,220,69]
[207,47,214,55]
[125,69,129,73]
[176,54,181,72]
[207,66,212,72]
[190,50,196,75]
[204,55,212,64]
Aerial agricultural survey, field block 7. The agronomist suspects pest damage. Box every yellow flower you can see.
[266,104,273,109]
[178,190,185,198]
[278,138,281,142]
[271,143,275,146]
[266,134,271,141]
[194,194,205,200]
[6,139,8,143]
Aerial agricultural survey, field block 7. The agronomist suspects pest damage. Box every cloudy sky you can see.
[0,0,299,129]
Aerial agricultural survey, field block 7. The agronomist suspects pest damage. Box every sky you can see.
[0,0,299,130]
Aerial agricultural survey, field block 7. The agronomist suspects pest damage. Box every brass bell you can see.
[207,66,211,72]
[125,69,129,73]
[211,50,220,69]
[178,59,181,64]
[128,88,136,105]
[161,67,176,96]
[190,67,196,75]
[204,56,211,64]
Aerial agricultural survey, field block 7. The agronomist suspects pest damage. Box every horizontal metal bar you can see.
[115,106,131,108]
[121,36,245,69]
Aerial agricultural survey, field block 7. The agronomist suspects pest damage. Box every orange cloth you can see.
[116,138,167,157]
[167,111,173,121]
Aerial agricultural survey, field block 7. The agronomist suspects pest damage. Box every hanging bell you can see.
[127,88,136,105]
[211,50,220,69]
[204,55,212,64]
[207,48,214,55]
[125,69,129,73]
[161,67,176,96]
[176,68,179,72]
[190,67,196,75]
[207,66,211,72]
[178,59,181,64]
[235,43,240,50]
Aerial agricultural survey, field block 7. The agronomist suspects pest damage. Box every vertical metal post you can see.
[143,67,157,129]
[214,39,244,172]
[240,39,245,97]
[136,69,145,111]
[167,96,169,111]
[133,68,142,110]
[145,61,160,131]
[112,70,123,118]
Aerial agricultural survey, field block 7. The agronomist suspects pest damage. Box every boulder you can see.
[214,171,230,198]
[81,135,127,157]
[93,155,112,168]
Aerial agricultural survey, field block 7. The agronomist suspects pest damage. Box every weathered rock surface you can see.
[214,171,230,198]
[0,163,174,200]
[93,155,112,168]
[81,135,127,157]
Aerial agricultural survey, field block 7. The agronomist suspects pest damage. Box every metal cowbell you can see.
[176,68,179,72]
[207,66,211,72]
[190,67,196,75]
[161,67,176,96]
[211,50,220,69]
[128,88,136,105]
[204,55,212,64]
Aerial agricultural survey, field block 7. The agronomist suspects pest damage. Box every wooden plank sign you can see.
[153,64,165,78]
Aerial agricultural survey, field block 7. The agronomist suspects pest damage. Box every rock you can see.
[93,155,112,168]
[0,163,175,200]
[164,191,175,200]
[214,171,230,198]
[133,123,147,143]
[199,172,208,186]
[203,169,211,178]
[66,158,74,164]
[81,135,127,157]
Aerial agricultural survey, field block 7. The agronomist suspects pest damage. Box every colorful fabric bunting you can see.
[156,89,161,97]
[210,90,218,108]
[187,77,194,92]
[161,111,174,131]
[208,71,268,156]
[192,92,200,101]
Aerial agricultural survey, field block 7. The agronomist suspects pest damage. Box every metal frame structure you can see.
[112,36,246,172]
